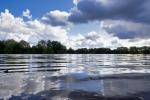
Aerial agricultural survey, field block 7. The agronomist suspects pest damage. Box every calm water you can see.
[0,54,150,100]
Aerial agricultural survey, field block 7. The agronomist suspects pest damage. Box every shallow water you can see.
[0,54,150,100]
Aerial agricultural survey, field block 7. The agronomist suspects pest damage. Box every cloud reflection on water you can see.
[0,54,150,99]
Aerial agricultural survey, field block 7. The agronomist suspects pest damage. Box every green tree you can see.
[129,47,139,54]
[19,40,30,54]
[51,41,67,54]
[36,40,47,54]
[0,41,5,54]
[47,40,54,54]
[67,48,75,54]
[115,47,129,54]
[139,46,150,54]
[4,39,23,54]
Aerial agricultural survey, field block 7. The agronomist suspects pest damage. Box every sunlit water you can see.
[0,54,150,100]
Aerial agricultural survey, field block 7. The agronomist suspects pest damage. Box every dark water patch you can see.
[68,90,142,100]
[0,65,66,68]
[8,90,143,100]
[85,73,150,80]
[0,56,30,60]
[44,73,150,83]
[2,69,60,73]
[1,61,69,65]
[0,64,29,66]
[0,65,65,70]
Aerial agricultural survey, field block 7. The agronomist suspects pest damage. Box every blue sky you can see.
[0,0,73,17]
[0,0,150,49]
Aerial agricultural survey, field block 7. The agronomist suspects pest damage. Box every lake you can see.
[0,54,150,100]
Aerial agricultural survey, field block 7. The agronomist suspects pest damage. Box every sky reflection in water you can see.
[0,54,150,100]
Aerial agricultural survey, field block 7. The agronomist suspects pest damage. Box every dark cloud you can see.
[68,0,150,24]
[42,15,68,26]
[41,10,70,26]
[85,34,100,40]
[102,20,150,39]
[104,25,137,39]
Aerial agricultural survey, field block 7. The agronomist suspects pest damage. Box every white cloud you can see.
[22,9,32,19]
[0,9,68,45]
[73,0,80,5]
[68,30,119,49]
[68,28,150,49]
[0,9,150,49]
[41,10,71,26]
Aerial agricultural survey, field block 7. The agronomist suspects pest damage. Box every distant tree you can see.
[19,40,30,48]
[139,46,150,54]
[76,48,89,54]
[0,41,5,54]
[114,47,129,54]
[51,41,67,54]
[129,47,139,54]
[19,40,30,54]
[88,48,95,54]
[95,48,111,54]
[36,40,47,54]
[67,48,75,54]
[4,39,23,54]
[1,39,150,54]
[31,46,38,54]
[47,40,54,54]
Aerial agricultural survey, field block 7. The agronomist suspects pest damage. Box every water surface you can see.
[0,54,150,100]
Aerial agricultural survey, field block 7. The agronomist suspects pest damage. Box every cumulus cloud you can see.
[101,20,150,39]
[73,0,80,5]
[69,30,121,49]
[69,0,150,24]
[41,10,71,26]
[0,9,149,49]
[0,9,68,45]
[22,9,32,19]
[69,30,150,49]
[68,0,150,43]
[1,2,150,49]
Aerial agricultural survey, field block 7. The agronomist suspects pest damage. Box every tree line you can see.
[0,39,150,54]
